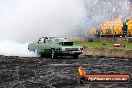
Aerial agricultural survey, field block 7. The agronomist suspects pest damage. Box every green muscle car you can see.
[28,37,83,58]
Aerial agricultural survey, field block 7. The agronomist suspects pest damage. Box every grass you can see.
[74,41,132,50]
[125,43,132,50]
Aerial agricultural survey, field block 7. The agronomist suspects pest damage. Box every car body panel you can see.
[28,37,83,58]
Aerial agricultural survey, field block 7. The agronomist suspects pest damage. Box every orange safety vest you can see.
[78,66,86,76]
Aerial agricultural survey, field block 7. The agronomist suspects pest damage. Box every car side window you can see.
[38,38,44,43]
[44,39,46,43]
[38,38,47,43]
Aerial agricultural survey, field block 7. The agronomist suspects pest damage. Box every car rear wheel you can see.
[51,49,57,59]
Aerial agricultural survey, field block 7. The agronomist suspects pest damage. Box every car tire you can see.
[73,55,78,59]
[51,49,57,59]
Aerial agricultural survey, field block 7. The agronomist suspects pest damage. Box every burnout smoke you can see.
[0,0,86,42]
[0,40,37,57]
[0,0,86,56]
[0,0,131,57]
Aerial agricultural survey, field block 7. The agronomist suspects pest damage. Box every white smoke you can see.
[0,0,86,42]
[0,0,131,57]
[0,0,86,56]
[0,40,37,57]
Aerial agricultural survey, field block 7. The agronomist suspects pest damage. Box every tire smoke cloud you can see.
[0,0,131,56]
[0,40,37,57]
[0,0,86,56]
[0,0,86,42]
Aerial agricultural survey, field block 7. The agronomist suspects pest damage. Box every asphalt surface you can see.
[0,55,132,88]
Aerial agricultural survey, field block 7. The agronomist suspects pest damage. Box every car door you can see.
[40,38,52,54]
